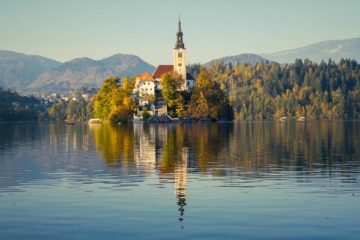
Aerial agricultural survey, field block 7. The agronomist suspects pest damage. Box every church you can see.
[133,18,194,118]
[152,18,195,90]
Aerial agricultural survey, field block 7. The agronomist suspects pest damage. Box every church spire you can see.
[175,16,185,49]
[178,15,182,32]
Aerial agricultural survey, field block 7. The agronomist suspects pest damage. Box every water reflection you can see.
[91,121,360,174]
[1,121,360,238]
[89,121,360,225]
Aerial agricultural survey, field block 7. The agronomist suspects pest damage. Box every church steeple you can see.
[175,17,185,49]
[173,16,188,90]
[178,17,182,32]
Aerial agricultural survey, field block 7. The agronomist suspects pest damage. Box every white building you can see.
[134,71,156,106]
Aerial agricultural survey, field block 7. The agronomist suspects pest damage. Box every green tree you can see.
[160,72,182,108]
[93,76,136,123]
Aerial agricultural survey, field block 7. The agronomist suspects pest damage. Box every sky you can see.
[0,0,359,66]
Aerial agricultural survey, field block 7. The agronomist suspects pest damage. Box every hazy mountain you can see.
[27,54,155,93]
[262,38,360,63]
[205,53,272,66]
[0,50,61,91]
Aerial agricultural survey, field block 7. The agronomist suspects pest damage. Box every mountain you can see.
[205,53,272,66]
[262,38,360,63]
[27,54,155,93]
[0,50,61,91]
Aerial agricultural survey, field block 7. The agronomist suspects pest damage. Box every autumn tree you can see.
[93,76,136,123]
[160,72,184,117]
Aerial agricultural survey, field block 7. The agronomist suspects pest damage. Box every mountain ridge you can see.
[0,50,61,91]
[27,53,155,93]
[262,37,360,63]
[205,53,271,66]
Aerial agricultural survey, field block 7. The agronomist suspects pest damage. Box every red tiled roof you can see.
[137,71,155,81]
[152,65,173,79]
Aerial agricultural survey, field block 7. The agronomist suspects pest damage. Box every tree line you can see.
[0,88,40,121]
[204,58,360,120]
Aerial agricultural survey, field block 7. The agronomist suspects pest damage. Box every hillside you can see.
[0,50,61,91]
[262,38,360,63]
[27,54,155,93]
[205,53,271,66]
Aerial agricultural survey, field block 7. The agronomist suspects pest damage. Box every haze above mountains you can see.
[1,37,360,94]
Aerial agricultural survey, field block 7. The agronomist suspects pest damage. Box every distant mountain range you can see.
[262,38,360,63]
[205,53,271,66]
[207,38,360,66]
[1,37,360,93]
[0,51,154,94]
[0,50,61,91]
[27,54,155,93]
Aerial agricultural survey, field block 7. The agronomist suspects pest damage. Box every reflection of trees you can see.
[92,123,134,167]
[223,121,360,177]
[91,121,360,226]
[92,121,360,177]
[159,126,184,173]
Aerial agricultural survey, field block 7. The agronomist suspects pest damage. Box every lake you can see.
[0,121,359,239]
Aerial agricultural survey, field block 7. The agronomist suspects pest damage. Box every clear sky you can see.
[0,0,359,65]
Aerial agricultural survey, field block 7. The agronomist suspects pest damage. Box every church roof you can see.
[137,71,155,81]
[153,65,173,79]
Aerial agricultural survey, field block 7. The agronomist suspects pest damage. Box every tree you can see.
[48,102,67,121]
[189,91,209,118]
[122,76,135,94]
[93,76,136,123]
[160,72,182,108]
[187,68,231,120]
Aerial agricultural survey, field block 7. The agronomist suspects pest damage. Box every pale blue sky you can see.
[0,0,359,65]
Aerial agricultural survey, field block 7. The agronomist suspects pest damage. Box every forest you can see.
[198,58,360,120]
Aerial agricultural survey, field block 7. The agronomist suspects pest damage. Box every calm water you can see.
[0,121,359,239]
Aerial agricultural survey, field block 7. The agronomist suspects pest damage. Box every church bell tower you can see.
[173,18,187,90]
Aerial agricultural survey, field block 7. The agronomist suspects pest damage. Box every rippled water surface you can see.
[0,121,359,239]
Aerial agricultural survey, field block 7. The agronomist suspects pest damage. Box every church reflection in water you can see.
[175,146,188,228]
[89,121,360,227]
[91,123,193,225]
[133,124,191,226]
